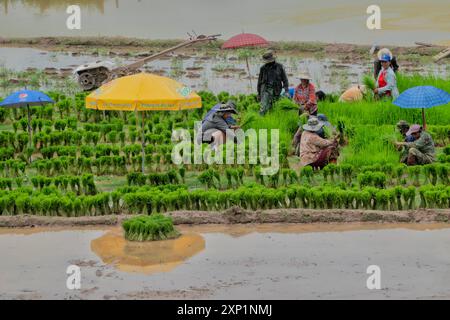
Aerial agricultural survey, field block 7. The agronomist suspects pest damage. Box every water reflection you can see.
[1,0,111,14]
[91,228,206,275]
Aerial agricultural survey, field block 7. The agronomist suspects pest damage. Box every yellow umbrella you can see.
[86,73,202,172]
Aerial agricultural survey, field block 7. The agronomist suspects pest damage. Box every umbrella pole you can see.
[422,108,427,131]
[141,111,146,174]
[27,104,33,151]
[245,57,253,90]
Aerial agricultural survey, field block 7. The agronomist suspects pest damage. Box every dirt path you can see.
[0,207,449,228]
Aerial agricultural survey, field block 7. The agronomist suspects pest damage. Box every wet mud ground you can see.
[1,223,450,300]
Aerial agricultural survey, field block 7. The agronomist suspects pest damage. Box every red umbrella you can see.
[222,33,269,49]
[222,33,269,88]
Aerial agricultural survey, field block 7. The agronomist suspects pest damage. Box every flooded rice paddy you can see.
[1,0,449,46]
[1,223,450,300]
[1,47,448,95]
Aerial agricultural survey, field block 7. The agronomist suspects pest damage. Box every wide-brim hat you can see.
[406,124,422,136]
[396,120,409,129]
[218,102,238,114]
[303,117,324,132]
[297,72,312,80]
[262,51,276,63]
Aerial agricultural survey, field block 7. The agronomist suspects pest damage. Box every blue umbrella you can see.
[393,86,450,129]
[0,90,54,148]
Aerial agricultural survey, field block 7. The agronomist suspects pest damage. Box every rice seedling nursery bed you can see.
[0,74,449,221]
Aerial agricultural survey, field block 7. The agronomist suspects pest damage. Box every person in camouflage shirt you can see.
[395,125,435,166]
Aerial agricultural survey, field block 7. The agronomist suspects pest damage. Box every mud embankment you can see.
[0,207,449,228]
[0,37,445,61]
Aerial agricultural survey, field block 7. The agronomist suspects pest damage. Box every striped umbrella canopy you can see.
[393,86,450,129]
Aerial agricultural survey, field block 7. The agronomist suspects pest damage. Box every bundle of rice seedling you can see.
[122,214,180,242]
[362,75,376,91]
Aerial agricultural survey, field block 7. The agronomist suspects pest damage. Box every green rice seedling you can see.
[436,164,449,185]
[339,164,354,184]
[423,164,438,185]
[300,166,314,184]
[394,164,407,185]
[122,214,180,242]
[402,186,416,210]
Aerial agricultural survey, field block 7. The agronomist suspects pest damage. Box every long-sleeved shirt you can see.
[257,62,289,97]
[376,67,399,99]
[294,83,317,114]
[300,131,333,167]
[374,56,399,79]
[405,132,436,161]
[200,113,236,142]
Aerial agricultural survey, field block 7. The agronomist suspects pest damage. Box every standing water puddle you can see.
[1,223,450,299]
[1,47,448,95]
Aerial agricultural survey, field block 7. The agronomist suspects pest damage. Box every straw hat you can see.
[297,71,312,81]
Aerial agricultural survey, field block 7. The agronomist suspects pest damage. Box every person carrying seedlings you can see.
[374,53,399,100]
[198,101,240,151]
[395,125,436,166]
[299,117,338,169]
[294,72,318,116]
[370,45,399,79]
[257,51,290,115]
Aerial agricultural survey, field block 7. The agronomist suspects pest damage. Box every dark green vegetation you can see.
[0,74,449,217]
[122,214,180,241]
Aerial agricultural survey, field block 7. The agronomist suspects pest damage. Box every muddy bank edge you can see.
[0,207,449,228]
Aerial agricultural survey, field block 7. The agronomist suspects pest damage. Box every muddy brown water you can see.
[1,223,450,299]
[1,0,450,46]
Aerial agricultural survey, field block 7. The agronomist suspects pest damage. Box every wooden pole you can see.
[245,56,253,90]
[27,104,32,162]
[422,108,427,131]
[141,111,146,174]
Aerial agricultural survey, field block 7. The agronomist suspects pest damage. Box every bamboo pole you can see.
[26,104,32,163]
[141,111,146,174]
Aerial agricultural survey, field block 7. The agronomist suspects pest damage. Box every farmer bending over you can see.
[199,102,240,151]
[396,120,416,164]
[396,120,415,142]
[257,51,289,116]
[300,117,338,169]
[395,125,435,166]
[293,114,336,156]
[294,72,318,116]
